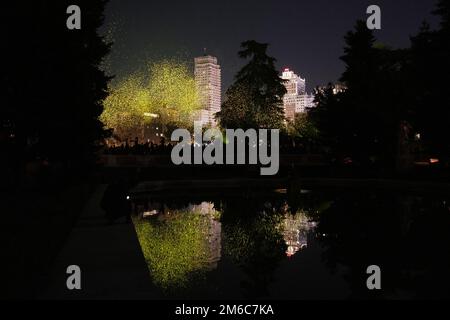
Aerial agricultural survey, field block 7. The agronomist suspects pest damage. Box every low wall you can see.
[100,154,327,168]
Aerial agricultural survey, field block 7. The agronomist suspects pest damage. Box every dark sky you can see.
[103,0,438,93]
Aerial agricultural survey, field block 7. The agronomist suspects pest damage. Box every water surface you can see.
[130,187,450,300]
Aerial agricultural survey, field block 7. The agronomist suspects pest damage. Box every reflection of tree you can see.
[401,198,450,298]
[282,210,316,257]
[315,192,403,299]
[133,211,211,291]
[221,199,286,298]
[315,192,450,299]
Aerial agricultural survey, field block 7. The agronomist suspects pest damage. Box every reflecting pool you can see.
[130,187,450,300]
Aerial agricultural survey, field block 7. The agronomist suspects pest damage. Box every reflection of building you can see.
[189,202,222,269]
[282,210,317,257]
[281,68,316,121]
[194,55,221,127]
[135,200,222,269]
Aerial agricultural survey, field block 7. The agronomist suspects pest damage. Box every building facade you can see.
[282,68,306,96]
[194,55,222,127]
[281,68,316,121]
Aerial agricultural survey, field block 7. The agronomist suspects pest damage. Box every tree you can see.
[410,0,450,156]
[147,60,201,130]
[101,60,201,142]
[100,75,149,141]
[434,0,450,30]
[310,21,411,170]
[286,113,319,152]
[216,40,287,129]
[309,21,382,162]
[3,0,112,171]
[308,84,343,153]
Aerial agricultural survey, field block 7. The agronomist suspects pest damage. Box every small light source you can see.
[430,158,440,164]
[144,113,159,118]
[143,210,159,217]
[126,196,130,200]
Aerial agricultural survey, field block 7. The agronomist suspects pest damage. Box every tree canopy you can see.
[409,0,450,156]
[3,0,111,169]
[101,60,201,141]
[217,40,287,129]
[309,21,413,169]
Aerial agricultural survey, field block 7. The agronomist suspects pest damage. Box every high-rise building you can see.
[281,68,306,96]
[194,55,221,127]
[281,68,315,121]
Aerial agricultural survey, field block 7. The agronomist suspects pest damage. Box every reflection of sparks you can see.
[132,201,221,290]
[283,211,316,258]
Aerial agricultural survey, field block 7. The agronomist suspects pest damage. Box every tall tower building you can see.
[281,68,315,121]
[281,68,306,96]
[194,55,221,127]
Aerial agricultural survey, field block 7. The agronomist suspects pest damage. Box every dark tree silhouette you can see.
[216,40,287,129]
[310,2,450,172]
[310,21,412,171]
[2,1,111,178]
[309,84,343,154]
[410,0,450,157]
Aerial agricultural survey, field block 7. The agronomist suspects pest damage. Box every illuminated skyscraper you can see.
[281,68,315,121]
[281,68,306,96]
[194,55,221,127]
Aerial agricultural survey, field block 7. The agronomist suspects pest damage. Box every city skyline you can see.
[193,55,316,125]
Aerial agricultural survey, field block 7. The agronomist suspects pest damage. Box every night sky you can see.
[103,0,438,93]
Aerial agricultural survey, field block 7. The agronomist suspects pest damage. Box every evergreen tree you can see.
[216,40,286,129]
[310,21,411,170]
[2,1,111,174]
[410,0,450,156]
[308,84,344,153]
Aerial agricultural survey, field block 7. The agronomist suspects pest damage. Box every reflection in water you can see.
[188,202,222,269]
[282,209,317,257]
[128,187,450,299]
[214,199,289,298]
[133,202,221,291]
[314,192,450,299]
